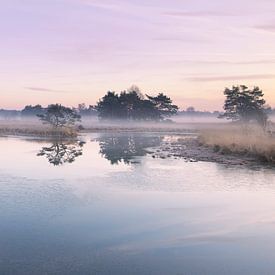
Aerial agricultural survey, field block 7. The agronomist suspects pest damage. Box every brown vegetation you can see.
[0,119,78,138]
[199,124,275,163]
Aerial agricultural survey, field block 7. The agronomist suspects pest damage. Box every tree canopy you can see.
[219,85,269,128]
[75,103,97,116]
[96,89,178,121]
[22,105,45,117]
[37,104,81,128]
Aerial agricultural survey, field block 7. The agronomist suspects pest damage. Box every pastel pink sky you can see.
[1,0,275,110]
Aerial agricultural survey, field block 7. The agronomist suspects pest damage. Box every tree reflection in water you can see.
[97,134,163,165]
[37,140,86,166]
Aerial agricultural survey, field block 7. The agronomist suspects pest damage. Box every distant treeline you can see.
[2,104,275,120]
[178,107,221,117]
[1,87,179,121]
[0,104,97,119]
[1,86,274,120]
[0,105,232,119]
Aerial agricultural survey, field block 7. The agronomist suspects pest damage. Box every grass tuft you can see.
[199,124,275,162]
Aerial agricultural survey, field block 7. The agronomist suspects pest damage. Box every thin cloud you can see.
[153,36,210,43]
[25,87,69,93]
[188,59,275,65]
[78,0,120,11]
[254,24,275,33]
[77,0,131,13]
[163,10,237,18]
[186,74,275,82]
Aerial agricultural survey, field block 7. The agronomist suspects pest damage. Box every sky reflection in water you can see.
[0,133,275,274]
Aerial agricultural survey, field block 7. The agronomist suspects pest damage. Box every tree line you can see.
[0,85,274,132]
[1,87,179,122]
[96,89,178,121]
[18,103,96,117]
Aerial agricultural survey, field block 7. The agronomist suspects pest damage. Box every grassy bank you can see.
[199,125,275,163]
[0,118,227,136]
[0,128,78,138]
[0,120,78,138]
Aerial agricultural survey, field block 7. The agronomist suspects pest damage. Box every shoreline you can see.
[1,118,275,167]
[1,128,273,167]
[148,137,264,167]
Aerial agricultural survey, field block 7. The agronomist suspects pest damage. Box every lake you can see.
[1,133,275,274]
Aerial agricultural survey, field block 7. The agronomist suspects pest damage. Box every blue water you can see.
[1,133,275,274]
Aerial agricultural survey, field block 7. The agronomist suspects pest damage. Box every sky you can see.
[1,0,275,111]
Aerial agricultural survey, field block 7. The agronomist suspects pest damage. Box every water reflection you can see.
[3,135,275,274]
[97,134,162,165]
[37,140,85,166]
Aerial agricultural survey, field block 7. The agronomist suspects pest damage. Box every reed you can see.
[199,124,275,162]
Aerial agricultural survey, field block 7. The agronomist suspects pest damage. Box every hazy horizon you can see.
[2,3,275,273]
[1,0,275,110]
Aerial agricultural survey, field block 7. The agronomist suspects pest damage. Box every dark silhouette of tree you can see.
[127,85,144,99]
[219,85,269,128]
[186,106,195,113]
[146,93,179,120]
[96,88,178,121]
[0,109,20,119]
[96,92,122,120]
[119,91,144,120]
[177,109,221,117]
[37,140,85,166]
[21,105,45,117]
[76,103,97,116]
[37,104,81,129]
[138,99,159,120]
[98,134,163,165]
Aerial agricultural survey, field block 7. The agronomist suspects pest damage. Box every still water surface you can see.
[1,133,275,274]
